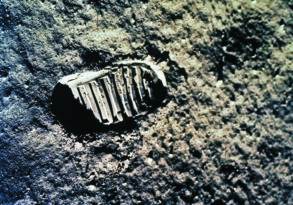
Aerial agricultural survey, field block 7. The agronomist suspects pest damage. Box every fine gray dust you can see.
[0,0,292,204]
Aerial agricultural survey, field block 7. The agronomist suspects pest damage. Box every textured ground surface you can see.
[0,0,292,204]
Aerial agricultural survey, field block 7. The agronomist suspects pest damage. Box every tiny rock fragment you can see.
[51,60,168,132]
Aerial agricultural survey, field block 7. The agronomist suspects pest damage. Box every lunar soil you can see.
[0,0,292,204]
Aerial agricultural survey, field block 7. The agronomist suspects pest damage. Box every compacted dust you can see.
[0,0,292,204]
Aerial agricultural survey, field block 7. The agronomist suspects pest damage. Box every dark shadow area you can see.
[81,49,114,68]
[145,42,188,87]
[145,42,170,63]
[51,83,98,134]
[190,11,281,80]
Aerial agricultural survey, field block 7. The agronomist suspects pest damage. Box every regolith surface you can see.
[0,0,292,204]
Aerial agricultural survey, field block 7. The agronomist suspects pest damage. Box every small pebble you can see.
[2,96,10,106]
[87,185,97,192]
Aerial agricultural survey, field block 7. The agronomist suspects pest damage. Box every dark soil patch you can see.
[191,11,282,80]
